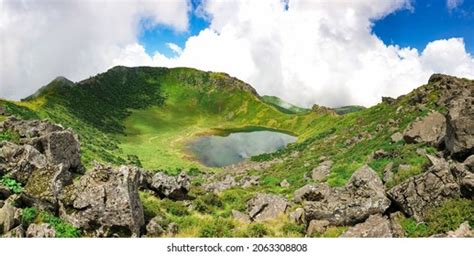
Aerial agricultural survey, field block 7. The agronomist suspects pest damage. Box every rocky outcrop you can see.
[303,165,391,226]
[445,97,474,160]
[391,132,403,143]
[149,171,190,200]
[289,208,305,225]
[0,196,19,234]
[146,216,165,237]
[59,164,145,237]
[403,111,446,147]
[204,174,260,193]
[1,117,82,172]
[22,164,72,212]
[311,160,333,181]
[387,155,461,221]
[294,184,331,203]
[0,142,47,184]
[247,193,288,221]
[446,221,473,238]
[231,210,251,224]
[340,214,392,238]
[306,220,329,236]
[26,223,56,238]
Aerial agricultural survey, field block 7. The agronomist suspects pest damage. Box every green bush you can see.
[244,223,270,237]
[39,212,81,238]
[194,193,223,213]
[0,130,20,143]
[401,199,474,237]
[198,218,234,237]
[281,222,305,236]
[0,175,23,194]
[161,199,189,216]
[425,198,474,234]
[21,207,38,227]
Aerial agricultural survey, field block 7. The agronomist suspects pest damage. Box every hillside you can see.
[0,70,473,238]
[261,95,310,114]
[2,66,321,170]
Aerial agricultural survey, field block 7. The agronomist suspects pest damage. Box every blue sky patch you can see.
[138,0,209,57]
[373,0,474,54]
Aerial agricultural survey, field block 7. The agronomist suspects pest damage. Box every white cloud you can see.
[2,0,474,108]
[135,0,473,107]
[0,0,190,99]
[447,0,464,11]
[167,43,183,55]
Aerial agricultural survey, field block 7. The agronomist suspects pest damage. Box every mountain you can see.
[0,70,472,238]
[332,105,366,115]
[1,66,322,169]
[261,95,311,114]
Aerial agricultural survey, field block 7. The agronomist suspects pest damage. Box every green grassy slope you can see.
[1,68,472,238]
[1,66,320,170]
[261,95,311,114]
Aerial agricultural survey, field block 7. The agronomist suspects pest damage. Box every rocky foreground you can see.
[0,74,473,237]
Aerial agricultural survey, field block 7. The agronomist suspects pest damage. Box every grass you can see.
[18,207,80,238]
[0,66,465,238]
[0,130,20,143]
[0,175,23,194]
[400,198,474,237]
[39,212,81,238]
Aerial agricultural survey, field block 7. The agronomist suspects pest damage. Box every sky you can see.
[1,0,474,108]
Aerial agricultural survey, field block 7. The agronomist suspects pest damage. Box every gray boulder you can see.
[247,193,288,221]
[389,212,406,238]
[59,164,145,237]
[231,210,251,224]
[294,184,331,203]
[403,111,446,147]
[446,221,473,238]
[280,179,290,188]
[40,130,81,171]
[2,225,25,238]
[241,176,259,188]
[204,175,237,193]
[445,97,474,160]
[1,118,82,172]
[341,214,392,238]
[26,223,56,238]
[0,142,47,184]
[289,208,305,225]
[464,155,474,171]
[151,171,190,200]
[391,132,403,143]
[382,162,394,184]
[311,160,333,181]
[22,164,72,212]
[387,155,461,221]
[306,219,329,236]
[304,165,391,226]
[146,216,165,237]
[0,196,19,234]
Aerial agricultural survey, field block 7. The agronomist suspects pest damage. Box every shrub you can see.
[401,199,473,237]
[0,175,23,194]
[198,218,234,237]
[245,223,270,237]
[21,207,38,227]
[424,198,474,234]
[281,222,305,236]
[39,212,80,238]
[161,199,189,216]
[0,130,20,143]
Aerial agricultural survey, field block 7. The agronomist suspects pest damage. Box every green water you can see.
[188,130,297,167]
